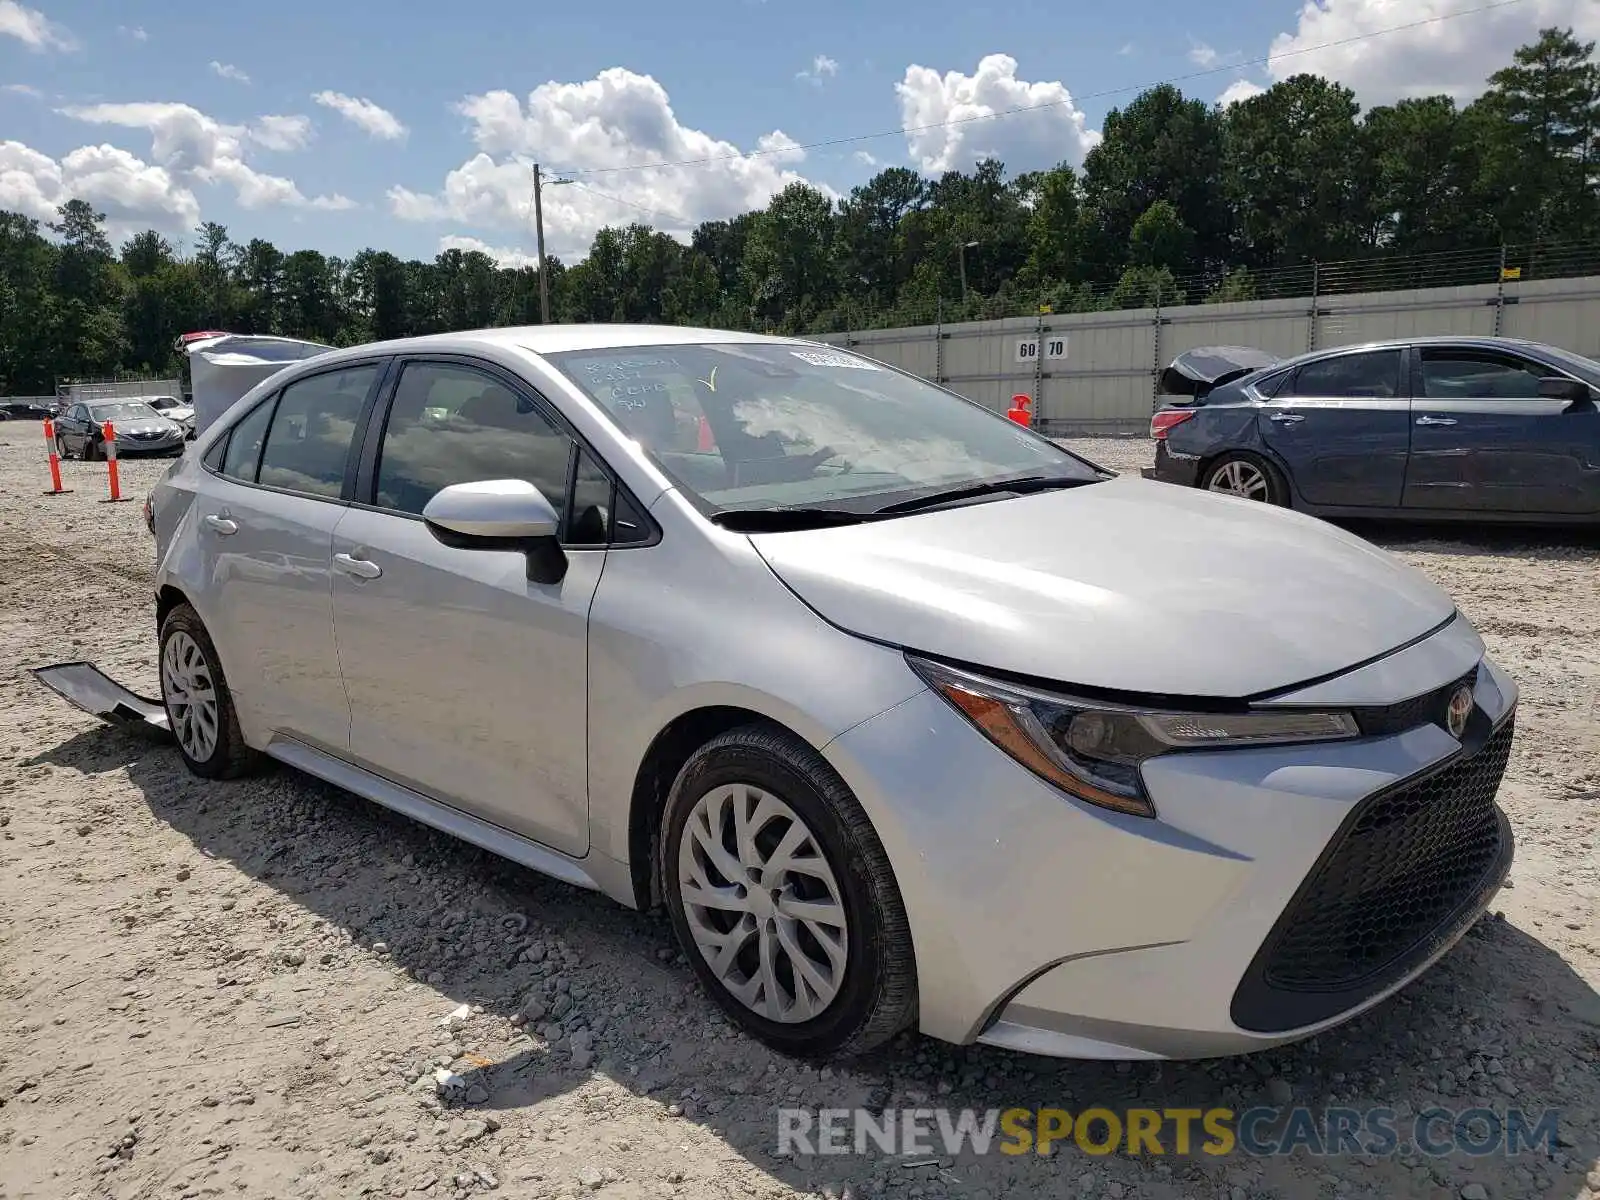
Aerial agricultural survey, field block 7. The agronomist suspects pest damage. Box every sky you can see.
[2,0,1597,265]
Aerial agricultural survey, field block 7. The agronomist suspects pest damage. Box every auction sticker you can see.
[791,351,881,370]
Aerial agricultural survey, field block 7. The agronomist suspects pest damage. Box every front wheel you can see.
[158,604,262,779]
[55,435,70,460]
[1202,452,1288,505]
[661,725,917,1060]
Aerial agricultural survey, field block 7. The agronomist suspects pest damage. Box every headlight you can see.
[907,655,1358,819]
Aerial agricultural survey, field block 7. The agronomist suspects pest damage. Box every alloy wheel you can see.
[1208,459,1272,500]
[677,783,849,1023]
[161,630,220,762]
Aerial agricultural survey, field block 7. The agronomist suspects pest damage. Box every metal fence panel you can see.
[1502,278,1600,354]
[58,378,182,404]
[821,274,1600,435]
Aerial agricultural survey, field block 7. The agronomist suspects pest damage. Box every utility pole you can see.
[533,163,550,325]
[959,240,978,306]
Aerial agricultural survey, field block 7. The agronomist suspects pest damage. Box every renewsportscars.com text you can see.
[776,1106,1564,1159]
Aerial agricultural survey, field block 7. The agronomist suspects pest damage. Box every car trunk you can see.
[1158,346,1282,405]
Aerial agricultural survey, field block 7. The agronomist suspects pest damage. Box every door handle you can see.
[333,552,383,580]
[1415,416,1458,427]
[1269,412,1305,424]
[203,514,238,535]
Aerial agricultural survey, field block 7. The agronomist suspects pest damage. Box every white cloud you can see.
[0,0,75,51]
[118,24,148,42]
[312,91,407,141]
[249,114,313,152]
[3,82,42,97]
[60,101,354,212]
[391,68,820,257]
[1262,0,1600,105]
[854,150,881,167]
[1189,42,1219,67]
[797,54,840,86]
[895,54,1100,174]
[755,130,806,164]
[438,234,540,268]
[209,61,250,85]
[1118,42,1136,56]
[1218,78,1266,107]
[0,139,200,237]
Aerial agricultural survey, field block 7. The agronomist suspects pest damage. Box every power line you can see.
[553,0,1532,179]
[562,179,692,226]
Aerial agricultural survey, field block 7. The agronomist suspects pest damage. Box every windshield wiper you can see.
[872,474,1097,515]
[709,507,892,533]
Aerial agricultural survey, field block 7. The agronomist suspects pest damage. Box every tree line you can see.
[2,27,1597,395]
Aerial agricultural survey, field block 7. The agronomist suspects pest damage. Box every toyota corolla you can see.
[143,325,1516,1061]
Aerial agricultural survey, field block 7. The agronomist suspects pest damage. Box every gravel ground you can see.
[1,425,1596,1200]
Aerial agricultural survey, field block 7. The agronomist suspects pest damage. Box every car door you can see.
[1257,347,1410,507]
[1404,345,1600,516]
[328,357,636,857]
[188,360,387,749]
[61,404,90,454]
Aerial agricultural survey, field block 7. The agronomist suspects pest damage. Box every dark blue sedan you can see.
[1147,336,1600,524]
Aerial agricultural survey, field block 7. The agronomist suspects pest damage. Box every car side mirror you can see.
[1538,376,1591,404]
[422,479,568,585]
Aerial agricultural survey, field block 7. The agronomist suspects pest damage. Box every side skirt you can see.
[266,735,606,894]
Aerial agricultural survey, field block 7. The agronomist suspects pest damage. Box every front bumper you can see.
[116,434,185,454]
[824,624,1517,1059]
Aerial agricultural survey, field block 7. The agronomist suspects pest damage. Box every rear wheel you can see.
[82,436,99,462]
[1203,452,1288,505]
[158,604,261,780]
[661,724,917,1059]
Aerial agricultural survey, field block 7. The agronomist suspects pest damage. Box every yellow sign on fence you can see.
[1501,266,1523,280]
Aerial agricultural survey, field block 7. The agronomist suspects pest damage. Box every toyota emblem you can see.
[1446,685,1474,739]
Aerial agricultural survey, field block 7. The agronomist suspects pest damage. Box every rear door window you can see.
[1287,351,1403,399]
[257,365,378,498]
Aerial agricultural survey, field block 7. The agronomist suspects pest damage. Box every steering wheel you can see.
[793,445,839,473]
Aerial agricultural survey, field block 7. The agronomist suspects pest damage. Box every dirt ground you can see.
[0,424,1596,1200]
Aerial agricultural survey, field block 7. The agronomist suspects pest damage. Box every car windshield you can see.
[90,402,160,422]
[543,342,1102,514]
[1534,344,1600,384]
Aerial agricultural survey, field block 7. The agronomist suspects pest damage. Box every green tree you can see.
[1129,200,1193,274]
[742,182,837,330]
[1222,75,1369,267]
[1477,26,1600,239]
[1079,85,1227,277]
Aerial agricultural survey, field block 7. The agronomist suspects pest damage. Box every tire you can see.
[82,436,99,462]
[1202,451,1288,505]
[55,435,70,460]
[158,603,262,780]
[660,724,917,1060]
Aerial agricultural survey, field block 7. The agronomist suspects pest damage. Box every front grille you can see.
[1350,668,1478,737]
[1231,714,1515,1032]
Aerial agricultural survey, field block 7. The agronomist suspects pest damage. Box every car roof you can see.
[280,324,818,372]
[1257,334,1561,375]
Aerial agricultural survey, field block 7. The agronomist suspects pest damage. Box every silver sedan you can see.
[146,325,1517,1060]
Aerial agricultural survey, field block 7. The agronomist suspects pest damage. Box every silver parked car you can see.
[147,326,1517,1061]
[146,394,198,438]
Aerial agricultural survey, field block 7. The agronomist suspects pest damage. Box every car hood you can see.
[115,419,179,435]
[749,477,1457,699]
